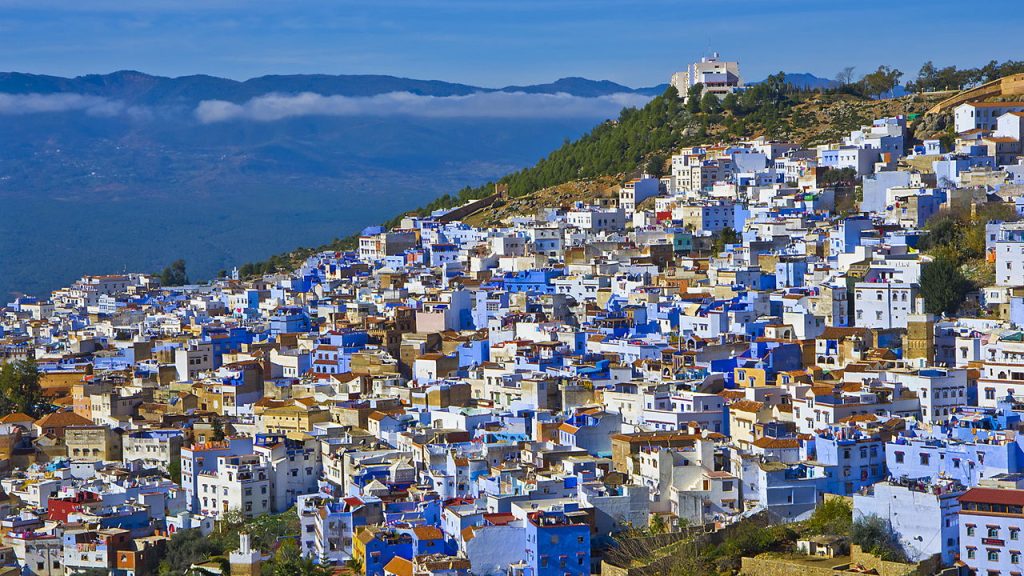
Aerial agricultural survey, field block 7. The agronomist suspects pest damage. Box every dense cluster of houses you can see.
[5,85,1024,576]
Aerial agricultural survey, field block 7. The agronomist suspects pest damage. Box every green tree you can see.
[919,257,971,316]
[267,539,333,576]
[167,459,182,484]
[819,167,857,187]
[806,498,853,537]
[721,92,739,113]
[699,91,722,114]
[719,522,795,562]
[920,204,1017,265]
[649,514,667,535]
[645,154,667,179]
[210,509,301,554]
[919,213,964,256]
[686,83,704,114]
[852,515,907,562]
[159,259,189,286]
[211,418,225,442]
[861,65,903,98]
[938,129,956,154]
[158,528,224,576]
[0,359,44,417]
[712,227,741,254]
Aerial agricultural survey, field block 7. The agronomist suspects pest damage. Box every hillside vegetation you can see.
[238,76,948,277]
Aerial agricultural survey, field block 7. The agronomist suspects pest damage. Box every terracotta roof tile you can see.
[34,411,93,428]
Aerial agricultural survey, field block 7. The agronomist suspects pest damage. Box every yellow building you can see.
[254,398,331,434]
[65,425,123,461]
[727,400,776,450]
[733,366,768,388]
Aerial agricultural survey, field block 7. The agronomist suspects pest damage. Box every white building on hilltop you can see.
[671,53,743,102]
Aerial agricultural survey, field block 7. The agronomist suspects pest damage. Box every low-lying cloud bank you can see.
[195,90,651,123]
[0,93,147,117]
[0,90,652,123]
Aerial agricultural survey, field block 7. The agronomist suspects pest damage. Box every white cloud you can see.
[194,90,650,123]
[0,92,148,117]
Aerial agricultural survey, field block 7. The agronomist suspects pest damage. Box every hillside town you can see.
[7,60,1024,576]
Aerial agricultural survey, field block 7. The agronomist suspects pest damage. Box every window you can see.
[1012,528,1020,540]
[990,527,1001,538]
[968,526,976,537]
[920,453,930,465]
[989,550,999,562]
[967,548,976,559]
[895,452,904,463]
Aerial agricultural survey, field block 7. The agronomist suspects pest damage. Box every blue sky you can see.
[1,0,1021,87]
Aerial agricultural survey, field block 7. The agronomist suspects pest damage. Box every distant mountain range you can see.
[0,71,670,299]
[0,69,829,298]
[0,69,836,104]
[0,71,668,104]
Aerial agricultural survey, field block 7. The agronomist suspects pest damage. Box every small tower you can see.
[905,313,936,364]
[230,532,262,576]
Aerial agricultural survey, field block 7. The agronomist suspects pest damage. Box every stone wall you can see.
[740,556,844,576]
[927,72,1024,114]
[848,545,927,576]
[436,192,501,223]
[739,546,934,576]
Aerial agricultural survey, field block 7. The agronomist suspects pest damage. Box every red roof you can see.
[34,411,93,428]
[483,512,517,526]
[960,487,1024,507]
[0,412,34,424]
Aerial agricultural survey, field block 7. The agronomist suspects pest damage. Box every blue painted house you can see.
[503,269,565,295]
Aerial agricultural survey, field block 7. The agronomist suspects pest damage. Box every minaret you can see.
[229,532,262,576]
[904,313,935,364]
